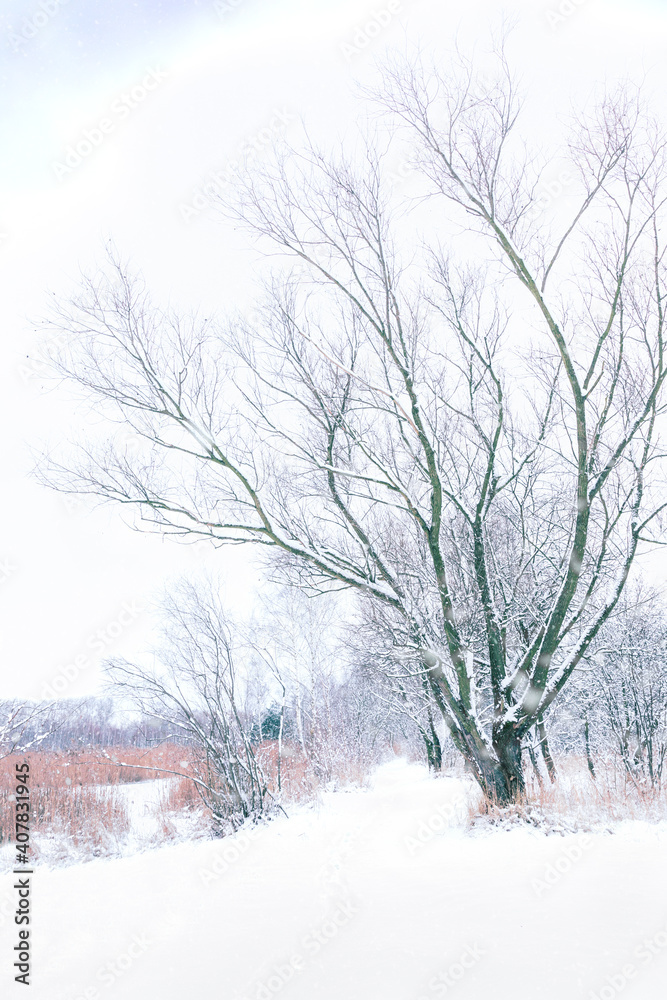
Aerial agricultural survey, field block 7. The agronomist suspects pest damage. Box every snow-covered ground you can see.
[3,758,667,999]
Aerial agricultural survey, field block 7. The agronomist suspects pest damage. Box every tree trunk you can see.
[422,733,435,771]
[474,755,520,806]
[537,714,557,783]
[421,726,443,771]
[427,714,442,770]
[528,745,544,789]
[428,665,525,804]
[492,726,526,803]
[455,727,525,806]
[584,716,596,780]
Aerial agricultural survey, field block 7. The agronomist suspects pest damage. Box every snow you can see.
[112,778,175,838]
[4,758,667,999]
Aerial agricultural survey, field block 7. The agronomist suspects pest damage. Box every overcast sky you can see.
[1,0,666,700]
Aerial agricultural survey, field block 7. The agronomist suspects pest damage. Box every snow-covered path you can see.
[5,758,667,999]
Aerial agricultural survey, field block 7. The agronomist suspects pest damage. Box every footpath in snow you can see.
[3,758,667,1000]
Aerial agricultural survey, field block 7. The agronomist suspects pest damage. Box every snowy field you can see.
[4,759,667,1000]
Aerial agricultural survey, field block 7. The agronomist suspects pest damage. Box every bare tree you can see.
[347,615,446,770]
[106,581,272,832]
[249,587,345,775]
[592,592,667,790]
[41,42,667,803]
[0,701,59,759]
[244,586,403,783]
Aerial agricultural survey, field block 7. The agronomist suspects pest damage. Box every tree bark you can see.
[584,716,596,780]
[492,725,526,803]
[537,714,557,783]
[427,714,442,770]
[455,727,525,806]
[528,745,544,789]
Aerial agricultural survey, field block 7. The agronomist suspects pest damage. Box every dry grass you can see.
[154,776,212,840]
[468,754,667,832]
[255,741,319,802]
[158,774,202,812]
[0,746,203,860]
[254,741,374,803]
[1,752,131,858]
[0,742,383,865]
[1,744,196,790]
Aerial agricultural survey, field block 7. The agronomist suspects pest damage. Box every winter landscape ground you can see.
[3,758,666,1000]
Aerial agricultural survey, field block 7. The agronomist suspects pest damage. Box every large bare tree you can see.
[41,46,667,803]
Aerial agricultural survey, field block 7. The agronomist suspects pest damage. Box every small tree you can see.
[106,582,272,832]
[594,597,667,790]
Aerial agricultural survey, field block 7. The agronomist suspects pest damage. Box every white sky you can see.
[1,0,666,700]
